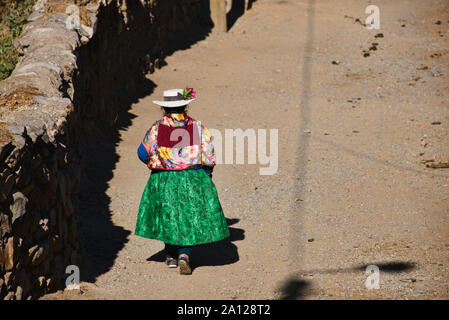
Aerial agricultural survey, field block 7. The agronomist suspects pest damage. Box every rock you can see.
[4,125,25,148]
[31,240,50,266]
[80,35,89,45]
[79,25,94,39]
[33,218,50,242]
[3,272,12,286]
[0,212,12,238]
[46,277,54,291]
[0,237,16,271]
[0,171,15,203]
[15,286,23,300]
[426,160,449,169]
[89,14,98,33]
[10,192,29,224]
[27,11,45,22]
[28,245,38,258]
[15,166,32,188]
[14,269,30,298]
[37,276,46,289]
[0,140,14,162]
[417,65,428,70]
[303,273,314,277]
[85,2,100,13]
[420,135,428,147]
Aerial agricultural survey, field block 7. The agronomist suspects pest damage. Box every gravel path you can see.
[43,0,449,299]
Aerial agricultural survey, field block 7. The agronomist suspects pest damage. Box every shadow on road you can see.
[355,261,416,273]
[227,0,245,31]
[192,218,244,270]
[289,0,315,275]
[146,218,244,270]
[277,261,416,299]
[77,79,154,283]
[278,276,312,300]
[296,260,417,276]
[227,0,257,31]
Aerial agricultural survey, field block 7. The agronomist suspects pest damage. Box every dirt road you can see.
[44,0,449,299]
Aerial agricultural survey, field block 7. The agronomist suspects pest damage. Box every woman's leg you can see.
[178,246,193,275]
[164,243,178,258]
[164,243,179,267]
[178,246,192,258]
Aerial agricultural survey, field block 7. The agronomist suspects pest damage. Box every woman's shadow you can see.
[147,218,244,270]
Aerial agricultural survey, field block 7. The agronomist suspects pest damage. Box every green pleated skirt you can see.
[135,168,230,246]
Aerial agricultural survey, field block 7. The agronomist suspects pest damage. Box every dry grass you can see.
[0,0,36,81]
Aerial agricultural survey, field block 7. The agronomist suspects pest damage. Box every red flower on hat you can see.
[183,87,196,99]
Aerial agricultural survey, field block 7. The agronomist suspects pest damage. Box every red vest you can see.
[157,117,201,148]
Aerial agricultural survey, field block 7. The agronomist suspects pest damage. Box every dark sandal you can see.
[178,256,192,275]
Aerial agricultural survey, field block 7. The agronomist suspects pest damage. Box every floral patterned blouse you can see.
[138,113,216,172]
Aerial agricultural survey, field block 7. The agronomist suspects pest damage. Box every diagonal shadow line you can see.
[289,0,315,269]
[282,0,316,299]
[293,261,417,276]
[311,135,448,178]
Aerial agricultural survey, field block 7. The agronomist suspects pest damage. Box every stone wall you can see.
[0,0,212,300]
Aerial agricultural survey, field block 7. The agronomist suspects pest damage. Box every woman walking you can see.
[135,87,229,274]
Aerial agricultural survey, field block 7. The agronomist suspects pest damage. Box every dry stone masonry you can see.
[0,0,212,300]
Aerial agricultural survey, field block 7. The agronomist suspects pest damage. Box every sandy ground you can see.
[43,0,449,300]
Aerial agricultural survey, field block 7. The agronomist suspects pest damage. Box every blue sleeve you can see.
[203,166,214,175]
[138,143,149,164]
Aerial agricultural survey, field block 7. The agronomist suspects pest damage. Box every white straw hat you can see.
[152,89,195,107]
